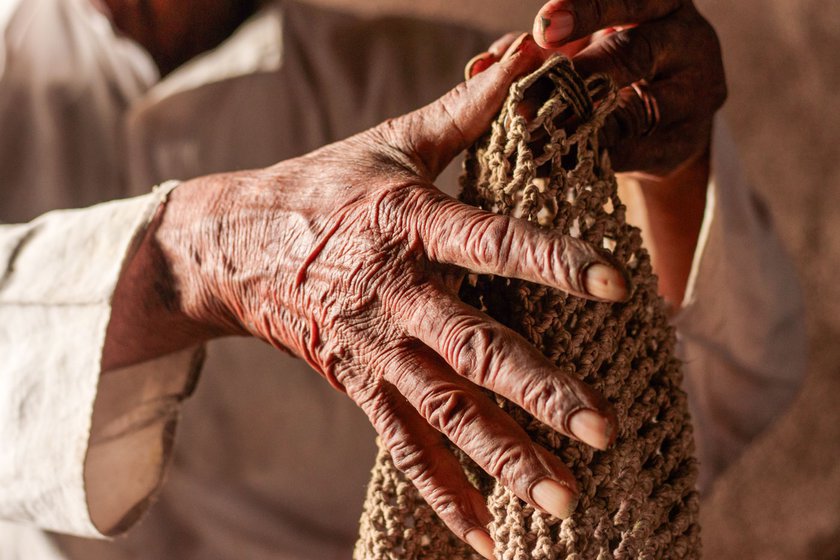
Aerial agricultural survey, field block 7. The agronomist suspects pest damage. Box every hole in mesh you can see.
[511,190,529,219]
[564,143,580,170]
[537,205,556,226]
[602,237,617,252]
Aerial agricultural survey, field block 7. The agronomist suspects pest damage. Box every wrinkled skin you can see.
[465,0,726,312]
[103,1,727,557]
[131,38,628,547]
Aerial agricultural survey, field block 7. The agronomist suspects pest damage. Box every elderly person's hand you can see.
[536,0,726,177]
[468,2,726,308]
[104,36,628,559]
[470,0,726,178]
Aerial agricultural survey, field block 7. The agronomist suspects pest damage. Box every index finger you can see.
[411,189,629,303]
[532,0,683,48]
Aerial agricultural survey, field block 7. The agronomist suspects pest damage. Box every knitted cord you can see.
[355,56,700,560]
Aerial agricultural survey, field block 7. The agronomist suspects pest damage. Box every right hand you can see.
[112,36,628,559]
[531,0,726,177]
[470,2,726,179]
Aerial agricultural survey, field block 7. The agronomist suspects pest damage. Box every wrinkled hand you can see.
[470,1,726,177]
[152,36,628,557]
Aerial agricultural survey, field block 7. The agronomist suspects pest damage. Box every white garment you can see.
[0,1,807,559]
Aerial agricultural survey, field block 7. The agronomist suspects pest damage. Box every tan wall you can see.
[300,1,840,557]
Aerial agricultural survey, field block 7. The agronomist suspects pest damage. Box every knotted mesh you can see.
[355,56,700,560]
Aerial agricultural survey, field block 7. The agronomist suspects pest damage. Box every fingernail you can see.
[541,11,574,45]
[584,263,628,301]
[501,33,529,60]
[499,34,545,78]
[465,52,496,80]
[569,409,611,450]
[465,528,496,560]
[531,479,579,519]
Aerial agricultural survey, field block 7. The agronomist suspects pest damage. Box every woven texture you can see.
[355,56,700,560]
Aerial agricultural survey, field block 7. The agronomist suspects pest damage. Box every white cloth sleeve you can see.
[675,120,808,492]
[0,182,202,538]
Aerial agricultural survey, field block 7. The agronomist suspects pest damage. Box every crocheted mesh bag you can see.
[355,56,700,560]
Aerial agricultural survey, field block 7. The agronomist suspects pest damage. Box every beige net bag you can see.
[355,56,700,560]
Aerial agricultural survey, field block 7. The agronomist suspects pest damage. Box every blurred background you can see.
[299,0,840,557]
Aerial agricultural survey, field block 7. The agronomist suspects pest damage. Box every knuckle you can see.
[424,487,466,519]
[629,30,658,79]
[417,384,479,439]
[465,214,515,268]
[598,33,632,77]
[436,413,543,493]
[612,94,647,140]
[419,484,477,535]
[682,11,727,109]
[442,318,500,384]
[387,439,479,533]
[388,437,436,481]
[549,234,593,291]
[483,441,528,482]
[519,375,580,429]
[598,30,654,83]
[520,376,557,416]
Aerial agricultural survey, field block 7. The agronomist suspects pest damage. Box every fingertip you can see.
[465,528,496,560]
[404,33,544,179]
[568,409,613,450]
[532,15,551,49]
[500,32,542,65]
[534,0,575,48]
[465,52,496,80]
[583,262,630,302]
[530,478,579,519]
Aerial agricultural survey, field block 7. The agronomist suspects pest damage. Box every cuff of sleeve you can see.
[0,182,203,538]
[84,345,204,537]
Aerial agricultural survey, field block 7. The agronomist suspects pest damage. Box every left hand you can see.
[468,0,727,178]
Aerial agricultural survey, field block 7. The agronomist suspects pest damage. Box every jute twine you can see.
[355,56,700,560]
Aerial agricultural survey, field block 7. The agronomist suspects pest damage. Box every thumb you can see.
[390,34,548,180]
